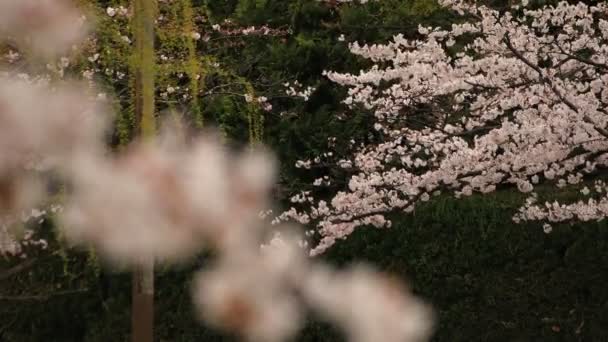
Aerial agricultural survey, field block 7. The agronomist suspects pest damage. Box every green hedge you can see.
[3,190,608,341]
[322,192,608,341]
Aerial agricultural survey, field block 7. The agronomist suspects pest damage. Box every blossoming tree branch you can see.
[279,0,608,254]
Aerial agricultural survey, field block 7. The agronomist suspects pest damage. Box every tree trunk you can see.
[132,261,154,342]
[131,0,156,341]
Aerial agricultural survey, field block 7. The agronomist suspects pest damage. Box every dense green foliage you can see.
[2,0,608,341]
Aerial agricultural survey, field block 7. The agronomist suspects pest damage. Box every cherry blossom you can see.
[281,0,608,254]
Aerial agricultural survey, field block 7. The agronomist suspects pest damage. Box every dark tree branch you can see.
[0,288,89,301]
[0,258,37,281]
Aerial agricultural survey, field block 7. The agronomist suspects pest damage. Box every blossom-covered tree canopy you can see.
[280,0,608,255]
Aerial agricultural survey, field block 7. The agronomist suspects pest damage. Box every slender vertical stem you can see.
[132,261,154,342]
[182,0,203,127]
[132,0,156,341]
[133,0,156,138]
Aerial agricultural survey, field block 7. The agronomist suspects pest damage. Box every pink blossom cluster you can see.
[284,81,316,102]
[0,206,59,258]
[318,0,374,5]
[211,20,290,38]
[106,6,130,18]
[279,0,608,254]
[245,93,273,112]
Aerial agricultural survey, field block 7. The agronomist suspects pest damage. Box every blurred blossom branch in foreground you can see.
[0,1,433,341]
[0,0,87,57]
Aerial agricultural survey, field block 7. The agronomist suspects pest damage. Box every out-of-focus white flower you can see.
[106,7,117,17]
[194,233,306,342]
[0,0,88,56]
[193,263,302,342]
[304,265,433,342]
[0,173,42,217]
[0,76,108,222]
[232,150,276,207]
[0,78,108,168]
[60,125,280,263]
